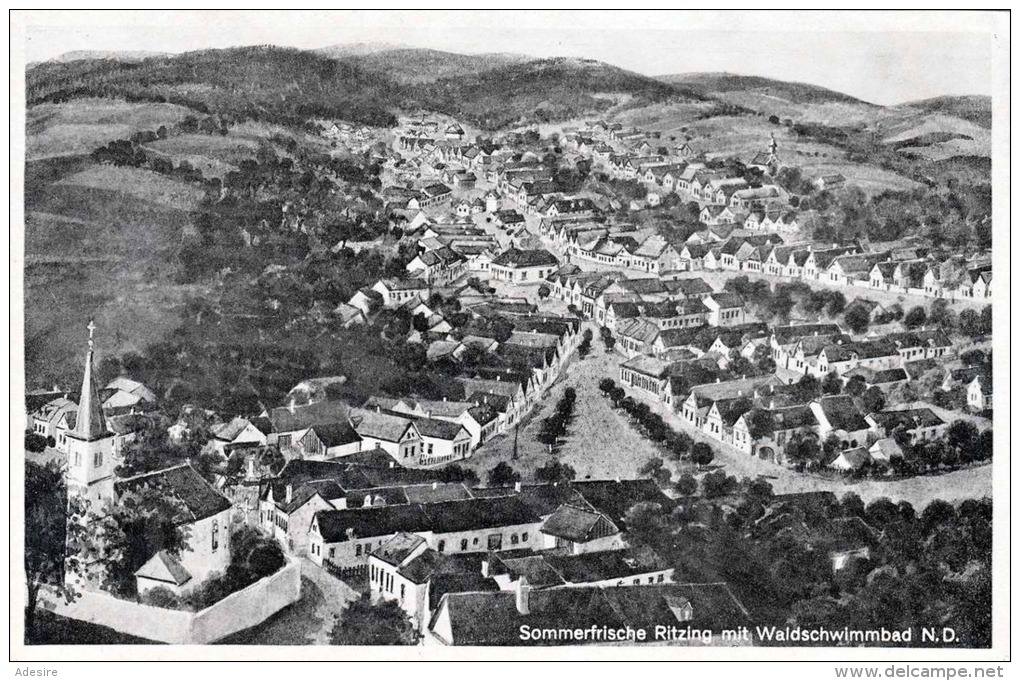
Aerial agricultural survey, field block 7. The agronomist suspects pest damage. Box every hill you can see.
[409,57,700,130]
[659,72,873,106]
[314,42,415,58]
[341,47,533,84]
[895,95,991,129]
[26,46,402,127]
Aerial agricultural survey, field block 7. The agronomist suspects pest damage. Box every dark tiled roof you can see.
[268,401,350,434]
[117,464,231,523]
[815,396,869,432]
[307,422,362,447]
[491,248,560,268]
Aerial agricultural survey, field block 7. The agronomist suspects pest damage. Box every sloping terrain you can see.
[340,47,533,84]
[896,95,992,129]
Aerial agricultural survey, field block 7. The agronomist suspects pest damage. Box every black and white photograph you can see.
[10,9,1010,665]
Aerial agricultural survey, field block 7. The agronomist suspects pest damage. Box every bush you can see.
[141,586,181,609]
[25,431,48,453]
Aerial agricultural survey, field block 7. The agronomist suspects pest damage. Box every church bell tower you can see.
[64,320,117,503]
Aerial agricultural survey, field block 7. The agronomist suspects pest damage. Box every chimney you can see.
[481,556,492,577]
[514,481,522,493]
[515,576,531,615]
[376,405,381,413]
[285,484,293,503]
[346,527,355,541]
[288,398,296,414]
[389,460,395,468]
[432,481,439,490]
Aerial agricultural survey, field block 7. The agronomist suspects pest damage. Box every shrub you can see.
[141,586,181,609]
[25,431,48,453]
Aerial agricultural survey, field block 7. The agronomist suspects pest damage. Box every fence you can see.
[322,559,368,583]
[42,558,301,644]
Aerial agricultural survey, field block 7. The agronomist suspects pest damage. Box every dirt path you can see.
[220,558,358,645]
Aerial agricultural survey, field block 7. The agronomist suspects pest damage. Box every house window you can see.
[521,532,528,542]
[400,584,405,599]
[460,539,468,551]
[329,548,335,558]
[356,544,362,557]
[212,519,219,552]
[74,452,81,467]
[438,540,446,553]
[511,534,519,545]
[472,538,480,546]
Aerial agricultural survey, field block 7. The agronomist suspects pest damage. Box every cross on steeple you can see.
[87,318,96,349]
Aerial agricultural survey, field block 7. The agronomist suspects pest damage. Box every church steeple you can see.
[71,319,109,441]
[768,132,778,157]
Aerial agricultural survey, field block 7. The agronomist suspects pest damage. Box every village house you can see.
[308,496,544,571]
[348,407,424,465]
[866,408,947,443]
[373,278,431,308]
[733,404,819,464]
[619,354,672,402]
[490,247,560,285]
[703,292,746,327]
[967,374,992,411]
[809,396,872,450]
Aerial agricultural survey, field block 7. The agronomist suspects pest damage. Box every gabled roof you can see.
[813,396,869,432]
[491,248,559,268]
[541,504,615,543]
[116,464,231,523]
[349,408,416,443]
[267,400,350,434]
[135,550,192,586]
[306,422,362,448]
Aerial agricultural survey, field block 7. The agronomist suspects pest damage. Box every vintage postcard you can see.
[9,9,1010,665]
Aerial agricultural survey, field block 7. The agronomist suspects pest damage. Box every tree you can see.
[598,378,616,395]
[534,460,576,484]
[821,371,843,396]
[744,409,774,441]
[78,485,193,597]
[860,386,886,414]
[25,431,48,453]
[673,473,699,497]
[638,457,672,487]
[690,442,715,470]
[329,594,418,645]
[845,374,867,397]
[487,462,520,487]
[903,306,927,330]
[786,431,821,471]
[577,328,594,358]
[844,304,871,334]
[25,462,85,638]
[947,420,979,453]
[537,284,551,300]
[701,470,738,498]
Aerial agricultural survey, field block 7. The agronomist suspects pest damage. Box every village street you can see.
[464,323,666,481]
[614,372,993,507]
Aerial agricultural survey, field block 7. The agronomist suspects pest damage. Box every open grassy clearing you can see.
[26,99,195,160]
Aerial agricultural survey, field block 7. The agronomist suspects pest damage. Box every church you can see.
[61,321,234,595]
[749,133,782,176]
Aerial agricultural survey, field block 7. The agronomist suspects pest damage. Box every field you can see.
[26,99,195,161]
[144,133,262,178]
[23,154,207,389]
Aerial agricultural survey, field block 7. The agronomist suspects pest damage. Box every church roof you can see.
[69,321,110,442]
